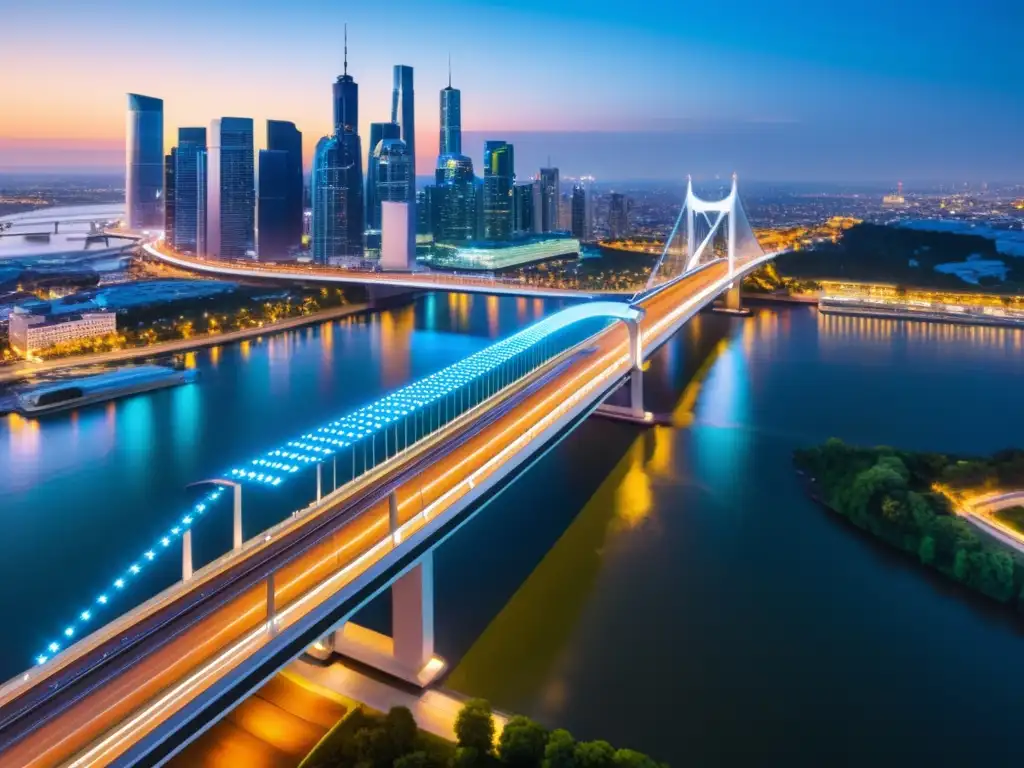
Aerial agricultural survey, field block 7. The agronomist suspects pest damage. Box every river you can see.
[3,297,1024,765]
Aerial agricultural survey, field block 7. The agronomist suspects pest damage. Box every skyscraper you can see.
[311,134,363,263]
[608,192,632,239]
[539,167,560,233]
[439,62,461,157]
[366,122,401,229]
[571,182,593,242]
[391,65,416,201]
[125,93,164,230]
[267,120,303,250]
[258,149,290,259]
[164,150,176,244]
[482,141,514,240]
[333,27,358,135]
[514,183,535,234]
[435,154,476,243]
[173,127,207,253]
[375,139,412,207]
[206,117,255,260]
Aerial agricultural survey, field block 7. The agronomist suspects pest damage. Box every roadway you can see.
[0,257,761,767]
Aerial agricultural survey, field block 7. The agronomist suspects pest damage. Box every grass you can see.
[994,506,1024,535]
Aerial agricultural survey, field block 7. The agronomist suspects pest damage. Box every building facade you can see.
[366,122,401,229]
[439,78,461,157]
[266,120,303,251]
[206,117,255,259]
[9,309,117,357]
[539,167,560,233]
[375,139,412,208]
[380,201,415,271]
[391,65,416,201]
[311,134,363,263]
[435,154,476,243]
[482,141,514,240]
[571,182,593,242]
[608,192,632,239]
[125,93,164,230]
[173,127,207,253]
[258,149,290,259]
[514,182,535,234]
[164,150,175,244]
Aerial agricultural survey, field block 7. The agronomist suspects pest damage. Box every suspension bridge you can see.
[0,177,786,768]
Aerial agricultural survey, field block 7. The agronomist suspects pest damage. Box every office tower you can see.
[258,149,290,259]
[311,134,363,263]
[439,62,461,156]
[164,150,175,241]
[196,149,208,255]
[571,182,593,241]
[608,192,632,239]
[173,127,207,252]
[391,65,416,201]
[531,180,542,233]
[482,141,514,240]
[266,120,303,250]
[514,183,534,233]
[125,93,164,230]
[381,201,415,271]
[206,117,255,259]
[333,27,358,135]
[539,167,560,232]
[375,139,412,207]
[435,154,475,242]
[366,122,401,229]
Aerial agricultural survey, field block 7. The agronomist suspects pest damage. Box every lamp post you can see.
[186,479,244,551]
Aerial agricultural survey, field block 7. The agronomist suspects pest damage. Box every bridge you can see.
[0,177,784,767]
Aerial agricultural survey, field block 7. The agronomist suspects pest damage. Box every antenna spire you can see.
[448,53,451,88]
[343,23,348,76]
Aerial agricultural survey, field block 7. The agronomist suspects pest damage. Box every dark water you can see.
[439,307,1024,766]
[0,292,566,676]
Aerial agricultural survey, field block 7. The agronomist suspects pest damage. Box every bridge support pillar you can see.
[626,318,644,418]
[713,282,751,316]
[328,552,446,687]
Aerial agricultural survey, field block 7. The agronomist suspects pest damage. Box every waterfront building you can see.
[366,122,401,229]
[539,167,560,232]
[435,154,476,243]
[164,150,175,243]
[173,127,207,253]
[311,134,363,263]
[206,117,255,259]
[482,141,514,240]
[257,149,290,259]
[391,65,416,201]
[9,308,117,358]
[425,234,580,271]
[571,182,593,241]
[439,66,461,157]
[608,192,631,239]
[381,201,415,271]
[125,93,164,230]
[266,120,303,250]
[375,139,412,208]
[514,182,535,234]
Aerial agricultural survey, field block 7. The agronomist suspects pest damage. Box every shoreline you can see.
[0,300,379,384]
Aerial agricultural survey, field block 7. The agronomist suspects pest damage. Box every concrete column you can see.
[724,282,742,311]
[392,552,434,673]
[388,491,400,543]
[316,463,322,504]
[232,484,243,550]
[182,529,193,581]
[626,318,643,416]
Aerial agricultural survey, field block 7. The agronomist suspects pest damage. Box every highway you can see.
[0,256,765,767]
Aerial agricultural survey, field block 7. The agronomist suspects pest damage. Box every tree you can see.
[498,716,548,768]
[454,699,495,756]
[612,749,661,768]
[543,729,577,768]
[395,751,431,768]
[451,746,481,768]
[953,548,969,582]
[385,706,418,757]
[918,535,936,566]
[575,740,615,768]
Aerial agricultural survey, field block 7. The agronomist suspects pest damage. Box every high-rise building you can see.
[333,27,358,135]
[571,182,593,242]
[435,154,476,243]
[482,141,514,240]
[538,167,560,233]
[311,134,363,263]
[375,139,412,207]
[173,127,207,253]
[258,149,290,259]
[608,192,632,239]
[391,65,416,201]
[514,183,535,234]
[366,122,401,229]
[206,117,255,260]
[164,150,176,244]
[439,64,461,157]
[380,201,415,271]
[266,120,303,250]
[125,93,164,230]
[197,149,208,255]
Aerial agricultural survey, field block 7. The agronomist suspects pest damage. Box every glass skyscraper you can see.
[125,93,164,230]
[333,30,358,136]
[608,192,632,239]
[514,183,535,234]
[258,149,290,259]
[312,134,363,263]
[439,74,461,157]
[266,120,303,251]
[206,117,255,260]
[375,139,412,207]
[173,127,207,253]
[391,65,416,201]
[435,154,476,243]
[366,122,401,230]
[571,182,592,241]
[539,167,560,232]
[482,141,514,240]
[164,150,176,244]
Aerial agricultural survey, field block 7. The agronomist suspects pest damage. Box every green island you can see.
[794,439,1024,607]
[301,699,664,768]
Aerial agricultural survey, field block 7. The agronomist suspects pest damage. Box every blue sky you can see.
[2,0,1020,180]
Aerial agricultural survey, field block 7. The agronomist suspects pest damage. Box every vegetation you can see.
[742,262,819,295]
[993,506,1024,536]
[301,699,665,768]
[795,439,1024,607]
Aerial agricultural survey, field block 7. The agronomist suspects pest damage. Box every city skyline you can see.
[3,0,1021,181]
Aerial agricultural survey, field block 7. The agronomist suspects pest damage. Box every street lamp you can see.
[187,479,244,551]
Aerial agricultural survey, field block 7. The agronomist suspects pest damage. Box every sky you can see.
[2,0,1022,182]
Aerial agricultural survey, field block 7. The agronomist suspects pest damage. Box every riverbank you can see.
[794,439,1024,611]
[0,300,377,384]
